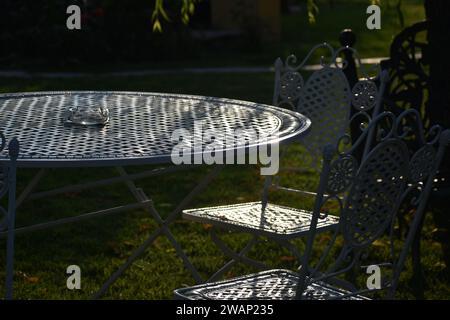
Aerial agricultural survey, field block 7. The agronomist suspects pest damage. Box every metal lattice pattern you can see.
[183,202,339,239]
[279,71,304,102]
[297,67,351,162]
[273,45,353,168]
[174,270,367,300]
[408,144,437,183]
[0,91,310,167]
[326,155,358,195]
[342,140,409,248]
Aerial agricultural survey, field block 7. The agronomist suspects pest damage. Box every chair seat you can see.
[182,202,339,239]
[174,269,368,300]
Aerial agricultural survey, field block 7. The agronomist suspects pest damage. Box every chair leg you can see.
[411,216,426,299]
[93,166,222,299]
[116,167,203,283]
[210,229,267,272]
[5,154,18,300]
[207,235,259,282]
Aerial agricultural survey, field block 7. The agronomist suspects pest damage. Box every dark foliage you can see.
[0,0,196,68]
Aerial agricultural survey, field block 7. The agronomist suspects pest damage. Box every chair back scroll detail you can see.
[342,140,408,248]
[295,108,448,299]
[273,44,388,170]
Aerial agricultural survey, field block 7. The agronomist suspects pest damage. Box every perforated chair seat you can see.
[174,269,368,300]
[182,202,339,240]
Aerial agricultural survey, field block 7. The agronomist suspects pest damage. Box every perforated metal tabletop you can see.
[0,91,311,167]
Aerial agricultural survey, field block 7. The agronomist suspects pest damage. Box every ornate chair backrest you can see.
[383,21,429,124]
[294,109,449,299]
[273,43,351,168]
[273,44,388,170]
[381,21,450,201]
[0,132,20,299]
[388,111,450,298]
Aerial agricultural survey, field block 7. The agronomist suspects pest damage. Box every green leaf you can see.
[396,0,404,27]
[152,19,162,33]
[159,6,170,22]
[151,0,201,32]
[307,0,319,24]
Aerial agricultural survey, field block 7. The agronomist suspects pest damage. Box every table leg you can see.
[116,166,203,282]
[93,165,223,299]
[5,159,18,300]
[0,166,196,237]
[28,165,192,201]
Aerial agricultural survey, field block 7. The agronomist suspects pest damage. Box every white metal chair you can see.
[175,111,450,300]
[273,43,351,168]
[182,44,388,282]
[273,44,389,187]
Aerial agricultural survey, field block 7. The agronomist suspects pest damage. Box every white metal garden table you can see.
[0,91,311,298]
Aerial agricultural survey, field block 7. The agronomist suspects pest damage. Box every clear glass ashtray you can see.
[64,105,109,126]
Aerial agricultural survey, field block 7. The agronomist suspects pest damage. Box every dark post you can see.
[339,29,364,161]
[339,29,358,88]
[424,0,450,296]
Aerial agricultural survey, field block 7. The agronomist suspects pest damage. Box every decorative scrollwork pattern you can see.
[326,155,358,195]
[279,71,304,101]
[385,21,429,124]
[342,140,409,248]
[351,80,378,111]
[408,144,437,184]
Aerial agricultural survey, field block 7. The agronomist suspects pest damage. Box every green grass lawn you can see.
[1,0,449,300]
[154,0,424,69]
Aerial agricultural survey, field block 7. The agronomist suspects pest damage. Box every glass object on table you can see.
[64,103,109,126]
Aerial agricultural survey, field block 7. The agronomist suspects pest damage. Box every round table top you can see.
[0,91,311,168]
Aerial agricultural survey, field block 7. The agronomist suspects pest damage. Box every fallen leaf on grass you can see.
[139,223,151,233]
[203,224,213,231]
[26,277,40,284]
[174,220,190,225]
[433,262,447,269]
[372,239,387,247]
[16,271,39,284]
[123,240,135,247]
[280,256,296,262]
[318,234,332,244]
[106,240,117,247]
